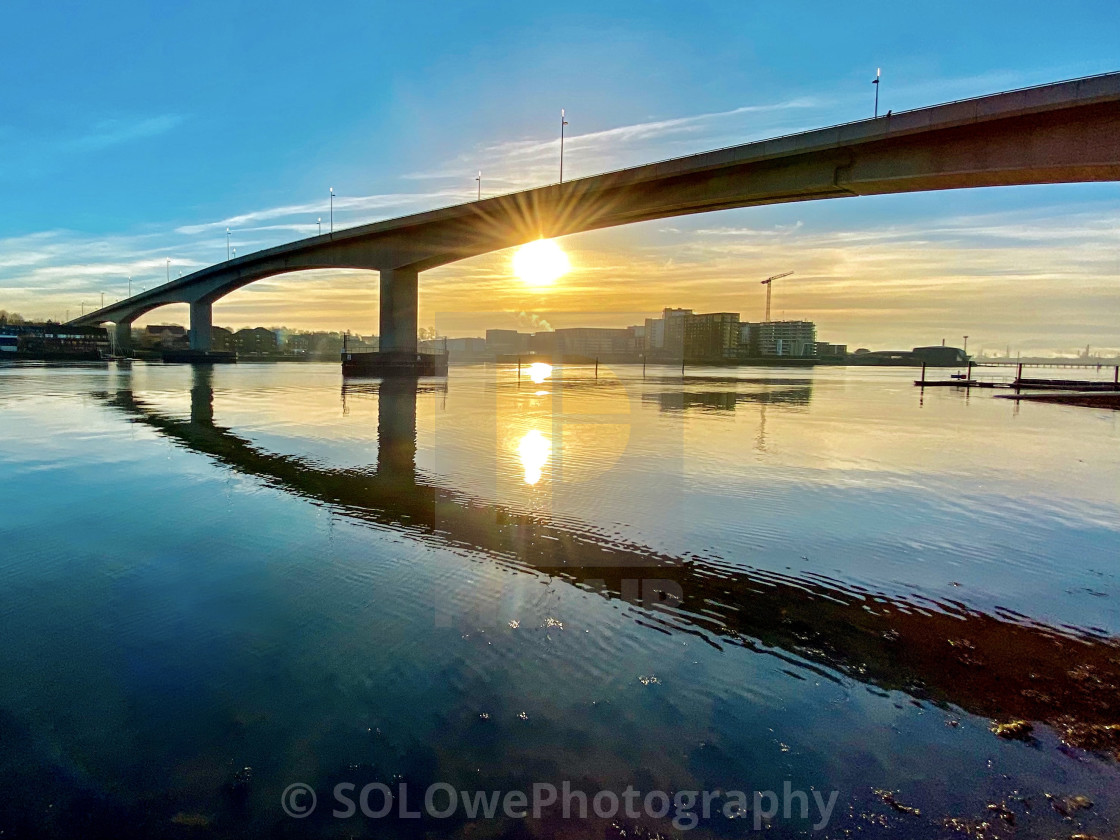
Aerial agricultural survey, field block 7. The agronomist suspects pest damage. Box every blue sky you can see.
[1,0,1118,353]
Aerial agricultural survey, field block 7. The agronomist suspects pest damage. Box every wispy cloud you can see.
[0,113,188,182]
[60,115,185,153]
[408,95,830,193]
[174,190,466,235]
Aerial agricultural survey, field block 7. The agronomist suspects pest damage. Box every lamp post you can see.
[559,109,568,183]
[128,275,132,297]
[330,187,335,235]
[101,292,104,309]
[317,217,322,236]
[476,170,481,200]
[232,247,236,259]
[872,68,881,118]
[226,227,231,260]
[166,258,170,283]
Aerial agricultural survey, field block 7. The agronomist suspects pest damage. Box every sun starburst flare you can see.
[513,239,570,287]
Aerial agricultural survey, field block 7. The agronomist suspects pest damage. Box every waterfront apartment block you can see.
[685,312,741,360]
[740,320,818,358]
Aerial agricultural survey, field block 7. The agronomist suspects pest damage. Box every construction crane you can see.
[760,271,793,322]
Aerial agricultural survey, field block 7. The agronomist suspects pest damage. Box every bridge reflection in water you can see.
[99,369,1120,758]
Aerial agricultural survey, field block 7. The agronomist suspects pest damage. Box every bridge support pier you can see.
[379,268,418,353]
[113,320,133,356]
[189,300,213,352]
[345,267,442,376]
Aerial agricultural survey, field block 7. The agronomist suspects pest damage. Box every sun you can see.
[513,239,570,287]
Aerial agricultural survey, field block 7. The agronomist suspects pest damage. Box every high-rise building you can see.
[644,308,693,357]
[662,308,692,357]
[740,321,817,357]
[684,312,741,360]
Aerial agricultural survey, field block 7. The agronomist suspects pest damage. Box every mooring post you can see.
[1016,362,1023,393]
[595,358,599,380]
[966,360,972,386]
[517,357,521,388]
[920,363,926,385]
[1115,365,1118,387]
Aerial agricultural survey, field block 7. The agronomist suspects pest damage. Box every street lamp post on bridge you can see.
[560,109,568,183]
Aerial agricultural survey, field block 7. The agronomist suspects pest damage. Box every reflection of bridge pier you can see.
[375,376,419,481]
[190,365,214,425]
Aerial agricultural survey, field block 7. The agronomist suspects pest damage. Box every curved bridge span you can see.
[72,73,1120,352]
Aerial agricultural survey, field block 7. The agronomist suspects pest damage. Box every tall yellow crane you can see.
[761,271,793,322]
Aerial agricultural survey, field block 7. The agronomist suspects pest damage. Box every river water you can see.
[0,361,1117,839]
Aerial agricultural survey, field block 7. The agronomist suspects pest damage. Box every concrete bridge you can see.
[71,72,1120,355]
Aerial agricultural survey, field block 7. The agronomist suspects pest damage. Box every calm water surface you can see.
[1,361,1118,838]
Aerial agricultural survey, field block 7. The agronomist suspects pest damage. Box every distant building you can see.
[662,308,692,357]
[144,324,188,349]
[529,331,557,356]
[211,326,234,352]
[643,317,665,352]
[847,346,967,366]
[553,327,637,359]
[234,327,278,355]
[684,312,740,360]
[0,322,108,359]
[486,329,532,357]
[418,336,489,361]
[814,342,847,359]
[286,331,352,357]
[741,320,817,357]
[911,345,968,365]
[643,308,693,358]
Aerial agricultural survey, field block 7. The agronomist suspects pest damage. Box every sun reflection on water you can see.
[517,429,551,485]
[527,362,553,384]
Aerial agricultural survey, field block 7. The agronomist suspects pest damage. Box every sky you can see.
[1,0,1118,355]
